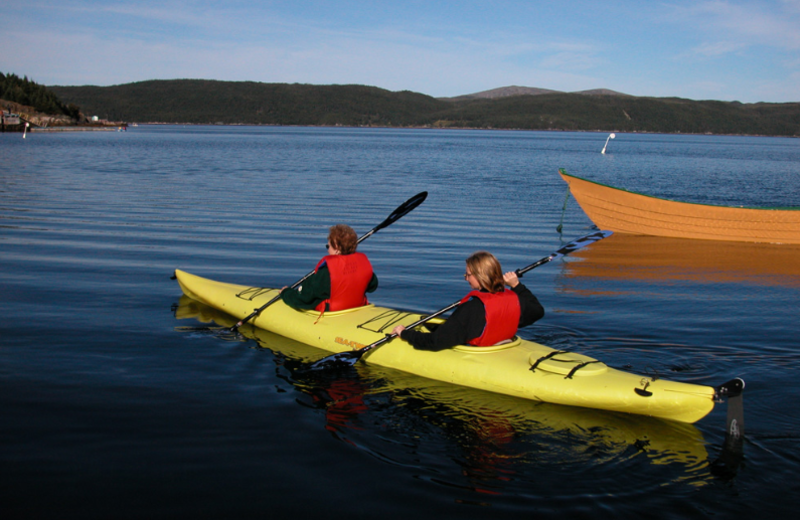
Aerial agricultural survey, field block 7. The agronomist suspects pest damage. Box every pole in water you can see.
[556,189,570,233]
[23,122,29,139]
[601,133,615,154]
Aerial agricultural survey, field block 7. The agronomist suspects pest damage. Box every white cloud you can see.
[668,0,800,49]
[539,52,603,72]
[690,41,748,58]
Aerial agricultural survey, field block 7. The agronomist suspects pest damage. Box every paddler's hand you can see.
[392,325,406,338]
[503,271,520,288]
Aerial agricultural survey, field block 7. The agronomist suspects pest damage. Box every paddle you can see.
[230,191,428,331]
[307,230,613,370]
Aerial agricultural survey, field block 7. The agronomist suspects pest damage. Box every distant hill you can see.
[440,85,629,101]
[573,88,631,96]
[50,80,448,127]
[48,79,800,136]
[440,86,562,101]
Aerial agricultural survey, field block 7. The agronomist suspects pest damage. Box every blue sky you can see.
[3,0,799,102]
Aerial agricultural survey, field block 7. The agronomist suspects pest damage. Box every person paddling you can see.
[281,224,378,312]
[392,251,543,350]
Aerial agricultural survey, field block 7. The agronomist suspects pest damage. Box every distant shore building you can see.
[2,110,21,125]
[2,109,22,131]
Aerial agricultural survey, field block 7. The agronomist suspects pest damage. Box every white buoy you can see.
[601,133,615,154]
[23,122,29,139]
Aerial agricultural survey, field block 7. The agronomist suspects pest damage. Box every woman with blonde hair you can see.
[281,224,378,312]
[393,251,543,350]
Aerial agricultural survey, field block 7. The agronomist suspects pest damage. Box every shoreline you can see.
[8,122,796,138]
[32,125,127,132]
[127,122,798,138]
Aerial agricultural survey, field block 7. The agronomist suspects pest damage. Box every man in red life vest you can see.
[280,224,378,312]
[392,251,543,350]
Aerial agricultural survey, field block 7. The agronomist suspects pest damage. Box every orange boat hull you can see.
[560,169,800,244]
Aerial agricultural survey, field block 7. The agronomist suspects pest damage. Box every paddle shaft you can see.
[309,230,612,369]
[232,192,428,330]
[368,233,612,356]
[351,300,461,360]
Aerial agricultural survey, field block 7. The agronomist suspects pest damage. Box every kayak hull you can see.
[175,269,717,423]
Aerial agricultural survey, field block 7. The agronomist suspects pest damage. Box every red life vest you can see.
[460,289,521,346]
[314,252,374,312]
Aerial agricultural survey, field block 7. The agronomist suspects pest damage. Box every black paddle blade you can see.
[307,350,364,371]
[375,191,428,232]
[553,230,613,258]
[517,230,613,277]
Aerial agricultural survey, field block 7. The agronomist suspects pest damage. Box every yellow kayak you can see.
[174,269,721,424]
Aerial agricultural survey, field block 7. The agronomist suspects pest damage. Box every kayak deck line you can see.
[528,350,608,377]
[355,309,418,335]
[235,286,279,300]
[173,268,742,425]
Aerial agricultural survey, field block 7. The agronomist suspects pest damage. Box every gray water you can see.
[2,126,800,519]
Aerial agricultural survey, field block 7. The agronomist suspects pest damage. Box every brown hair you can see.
[465,251,504,293]
[328,224,358,255]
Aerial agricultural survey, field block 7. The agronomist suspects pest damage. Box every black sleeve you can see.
[280,266,330,310]
[401,298,487,351]
[512,283,544,327]
[367,273,378,293]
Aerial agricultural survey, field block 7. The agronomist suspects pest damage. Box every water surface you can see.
[2,127,799,518]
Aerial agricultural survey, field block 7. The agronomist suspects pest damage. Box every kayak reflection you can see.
[174,296,719,490]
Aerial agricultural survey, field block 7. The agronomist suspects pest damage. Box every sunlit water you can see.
[2,126,800,519]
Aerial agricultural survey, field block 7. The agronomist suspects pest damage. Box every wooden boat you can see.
[559,169,800,244]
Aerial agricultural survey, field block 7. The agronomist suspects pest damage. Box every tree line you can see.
[1,72,81,119]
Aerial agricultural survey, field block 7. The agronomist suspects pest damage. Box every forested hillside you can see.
[49,80,447,127]
[49,79,800,136]
[2,72,81,119]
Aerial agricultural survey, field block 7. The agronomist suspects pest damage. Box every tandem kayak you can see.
[174,269,733,424]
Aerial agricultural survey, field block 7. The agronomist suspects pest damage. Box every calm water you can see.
[2,126,800,519]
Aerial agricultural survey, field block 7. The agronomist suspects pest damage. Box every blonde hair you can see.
[465,251,504,293]
[328,224,358,255]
